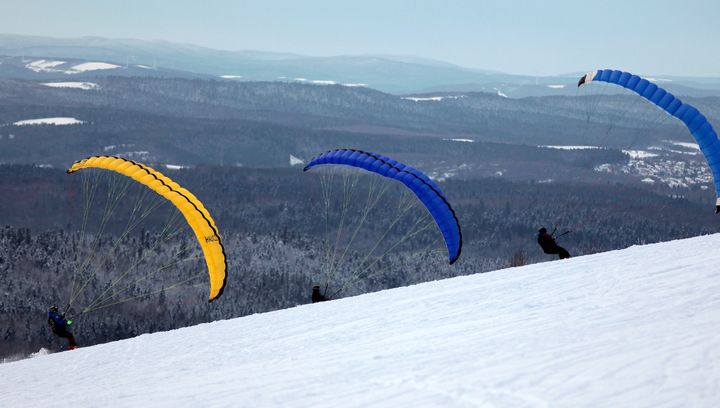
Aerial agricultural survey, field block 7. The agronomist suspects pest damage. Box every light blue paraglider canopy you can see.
[579,69,720,213]
[304,149,463,264]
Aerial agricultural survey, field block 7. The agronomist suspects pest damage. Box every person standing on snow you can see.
[48,305,77,350]
[537,227,571,259]
[311,285,329,303]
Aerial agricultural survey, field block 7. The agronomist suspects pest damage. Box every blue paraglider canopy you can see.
[304,149,463,264]
[579,69,720,213]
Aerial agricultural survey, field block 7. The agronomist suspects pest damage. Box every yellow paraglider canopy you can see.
[67,155,227,302]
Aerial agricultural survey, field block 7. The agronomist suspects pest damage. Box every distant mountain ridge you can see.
[2,33,720,96]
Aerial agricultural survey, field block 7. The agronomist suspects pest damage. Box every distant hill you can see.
[0,76,657,171]
[2,74,718,197]
[2,34,720,96]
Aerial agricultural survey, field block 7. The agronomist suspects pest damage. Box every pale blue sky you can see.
[2,0,718,76]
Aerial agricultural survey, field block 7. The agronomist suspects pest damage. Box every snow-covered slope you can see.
[3,235,720,407]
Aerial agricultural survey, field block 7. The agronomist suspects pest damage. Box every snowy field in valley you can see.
[24,59,120,74]
[67,62,120,73]
[540,145,602,150]
[24,59,66,72]
[402,95,466,102]
[41,82,99,90]
[445,138,475,143]
[2,234,720,407]
[12,117,85,126]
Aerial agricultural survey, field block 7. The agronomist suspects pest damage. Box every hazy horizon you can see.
[1,0,719,77]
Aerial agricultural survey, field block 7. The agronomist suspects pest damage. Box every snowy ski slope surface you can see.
[2,234,720,407]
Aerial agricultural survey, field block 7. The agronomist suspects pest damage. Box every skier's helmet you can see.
[49,305,58,312]
[538,227,547,234]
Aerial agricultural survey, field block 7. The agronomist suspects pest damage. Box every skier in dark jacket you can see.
[311,285,329,303]
[537,227,571,259]
[48,305,77,350]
